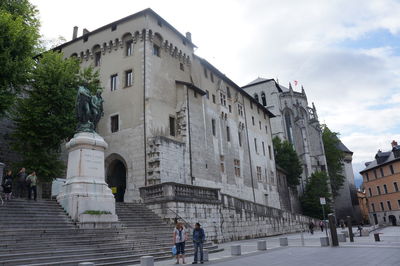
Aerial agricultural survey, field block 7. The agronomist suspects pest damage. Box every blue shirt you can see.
[193,228,205,242]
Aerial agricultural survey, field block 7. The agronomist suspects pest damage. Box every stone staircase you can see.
[0,199,221,265]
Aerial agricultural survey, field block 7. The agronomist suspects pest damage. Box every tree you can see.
[300,171,332,219]
[0,0,40,116]
[11,51,101,182]
[272,136,303,188]
[322,125,345,198]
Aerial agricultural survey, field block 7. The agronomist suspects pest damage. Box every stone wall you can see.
[140,182,315,243]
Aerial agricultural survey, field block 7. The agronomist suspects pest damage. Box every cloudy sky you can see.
[31,0,400,187]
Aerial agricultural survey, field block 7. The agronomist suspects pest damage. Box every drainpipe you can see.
[143,28,147,186]
[243,99,256,202]
[186,86,194,185]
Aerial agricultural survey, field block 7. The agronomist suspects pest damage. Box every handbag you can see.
[171,245,177,255]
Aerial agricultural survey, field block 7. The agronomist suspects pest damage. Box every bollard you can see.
[374,233,380,242]
[203,250,209,262]
[337,233,346,242]
[279,237,288,246]
[231,245,241,256]
[140,256,154,266]
[78,263,95,266]
[320,237,329,247]
[257,240,267,251]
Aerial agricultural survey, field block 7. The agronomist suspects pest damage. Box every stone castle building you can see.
[55,8,283,208]
[242,78,327,194]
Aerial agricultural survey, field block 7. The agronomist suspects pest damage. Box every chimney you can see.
[83,28,89,35]
[72,26,78,40]
[391,140,398,147]
[185,32,192,42]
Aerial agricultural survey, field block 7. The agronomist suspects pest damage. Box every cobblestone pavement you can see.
[153,226,400,266]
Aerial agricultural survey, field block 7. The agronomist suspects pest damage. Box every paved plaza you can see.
[154,226,400,266]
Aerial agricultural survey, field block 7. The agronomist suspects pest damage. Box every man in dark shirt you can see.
[192,222,205,264]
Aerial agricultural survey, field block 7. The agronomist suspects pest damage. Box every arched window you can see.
[261,92,267,106]
[254,93,259,102]
[285,112,294,144]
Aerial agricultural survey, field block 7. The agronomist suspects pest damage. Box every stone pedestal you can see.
[337,233,346,242]
[231,245,241,256]
[57,132,117,226]
[279,237,288,246]
[257,240,267,250]
[320,237,329,246]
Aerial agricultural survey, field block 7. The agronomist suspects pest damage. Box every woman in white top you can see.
[173,222,188,264]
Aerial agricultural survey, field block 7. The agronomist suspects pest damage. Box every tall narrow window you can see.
[377,186,381,195]
[226,126,230,142]
[254,138,258,153]
[238,104,243,117]
[380,202,384,211]
[268,145,272,159]
[125,70,133,87]
[234,159,240,177]
[390,165,394,175]
[206,90,209,99]
[210,72,214,83]
[262,141,266,156]
[212,94,216,104]
[204,67,208,78]
[368,187,372,197]
[252,116,255,125]
[371,203,375,212]
[226,87,231,98]
[211,119,216,136]
[238,131,242,147]
[228,105,232,113]
[387,201,392,210]
[220,155,224,173]
[373,169,377,178]
[365,172,369,182]
[259,121,262,130]
[380,168,384,177]
[394,182,399,192]
[254,93,259,102]
[111,115,119,133]
[285,112,294,144]
[110,74,118,91]
[169,116,176,136]
[153,44,160,57]
[261,92,267,106]
[126,40,133,56]
[256,166,262,181]
[384,184,388,194]
[220,92,226,106]
[94,52,101,66]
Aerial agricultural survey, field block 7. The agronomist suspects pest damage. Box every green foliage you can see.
[11,51,101,182]
[300,171,332,219]
[272,136,303,188]
[0,0,40,116]
[83,210,112,215]
[322,125,345,198]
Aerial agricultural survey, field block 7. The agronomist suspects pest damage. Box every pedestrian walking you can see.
[2,170,13,201]
[319,220,324,232]
[309,221,314,234]
[192,222,205,264]
[16,167,27,198]
[173,222,187,264]
[26,171,38,201]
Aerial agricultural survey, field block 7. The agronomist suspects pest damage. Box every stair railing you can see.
[168,208,193,229]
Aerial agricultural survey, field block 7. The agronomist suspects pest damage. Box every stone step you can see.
[3,244,221,266]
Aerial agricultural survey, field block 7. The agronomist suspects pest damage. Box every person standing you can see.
[2,170,13,201]
[16,167,27,198]
[192,223,205,264]
[319,220,324,232]
[26,171,38,201]
[309,221,314,234]
[173,222,187,264]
